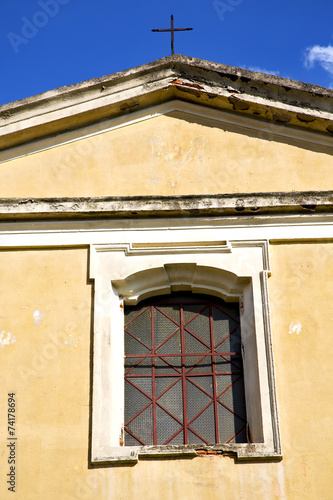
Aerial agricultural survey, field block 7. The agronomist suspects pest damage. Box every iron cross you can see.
[152,15,193,55]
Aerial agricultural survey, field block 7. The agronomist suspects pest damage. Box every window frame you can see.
[89,237,281,463]
[124,292,248,447]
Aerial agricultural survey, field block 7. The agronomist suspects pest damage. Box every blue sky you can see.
[1,0,333,106]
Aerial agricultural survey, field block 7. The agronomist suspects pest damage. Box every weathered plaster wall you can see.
[0,248,92,499]
[0,114,331,198]
[0,243,332,499]
[268,242,333,500]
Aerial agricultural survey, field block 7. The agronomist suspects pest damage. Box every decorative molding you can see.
[1,100,332,164]
[0,190,332,220]
[0,218,332,252]
[1,55,332,153]
[93,241,232,255]
[111,263,249,305]
[260,270,282,458]
[232,240,271,274]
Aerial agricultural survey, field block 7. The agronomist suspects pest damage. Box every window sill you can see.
[92,443,282,464]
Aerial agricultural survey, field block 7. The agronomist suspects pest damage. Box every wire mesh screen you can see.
[124,293,247,446]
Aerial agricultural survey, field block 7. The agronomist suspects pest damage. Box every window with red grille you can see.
[124,293,247,447]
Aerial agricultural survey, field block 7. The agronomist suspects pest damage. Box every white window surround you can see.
[89,236,281,463]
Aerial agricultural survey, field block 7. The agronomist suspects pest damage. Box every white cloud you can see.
[304,44,333,82]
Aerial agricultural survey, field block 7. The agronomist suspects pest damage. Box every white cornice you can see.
[0,190,332,219]
[0,101,332,164]
[1,55,332,153]
[0,214,332,249]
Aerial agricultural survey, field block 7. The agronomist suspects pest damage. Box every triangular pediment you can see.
[0,55,332,200]
[0,101,332,199]
[1,54,332,152]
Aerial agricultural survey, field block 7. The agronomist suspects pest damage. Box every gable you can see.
[0,103,332,199]
[0,55,333,498]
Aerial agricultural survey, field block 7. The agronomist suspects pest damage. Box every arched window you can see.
[124,292,247,447]
[90,240,281,462]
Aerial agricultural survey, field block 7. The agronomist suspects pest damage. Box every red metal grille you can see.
[124,293,247,446]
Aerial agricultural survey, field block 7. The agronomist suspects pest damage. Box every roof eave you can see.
[1,54,332,151]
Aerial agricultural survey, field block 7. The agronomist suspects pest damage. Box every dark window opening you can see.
[124,292,247,446]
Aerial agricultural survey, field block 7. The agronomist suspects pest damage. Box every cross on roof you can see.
[152,15,193,55]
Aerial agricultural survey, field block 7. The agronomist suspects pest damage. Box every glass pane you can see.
[156,329,181,355]
[155,356,181,373]
[158,379,183,422]
[124,380,151,423]
[124,431,142,446]
[190,404,215,444]
[128,377,152,398]
[125,332,150,356]
[184,330,209,357]
[217,375,247,421]
[125,293,246,446]
[184,304,211,347]
[155,303,180,324]
[186,379,211,422]
[126,406,153,446]
[183,303,205,324]
[188,429,206,445]
[125,356,152,376]
[212,303,240,349]
[125,307,152,348]
[217,403,246,444]
[155,376,181,397]
[154,307,180,350]
[156,405,182,445]
[167,430,184,445]
[186,355,212,373]
[190,375,213,397]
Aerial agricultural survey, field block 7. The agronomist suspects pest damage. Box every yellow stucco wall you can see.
[0,113,332,198]
[0,244,332,499]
